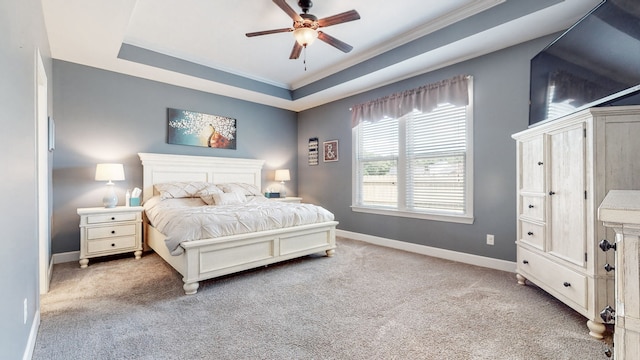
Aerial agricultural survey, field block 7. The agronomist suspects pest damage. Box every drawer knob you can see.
[548,191,555,196]
[528,204,534,209]
[563,282,571,287]
[599,239,616,252]
[111,230,116,234]
[527,231,534,236]
[604,263,615,272]
[522,260,529,264]
[111,217,116,220]
[111,243,116,247]
[537,161,543,165]
[600,305,615,324]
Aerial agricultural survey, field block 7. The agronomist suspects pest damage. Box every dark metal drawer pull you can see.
[604,263,615,272]
[600,306,615,324]
[599,239,616,252]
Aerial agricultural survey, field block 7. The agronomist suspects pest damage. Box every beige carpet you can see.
[33,238,612,359]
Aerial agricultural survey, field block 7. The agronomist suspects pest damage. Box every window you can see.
[352,76,473,223]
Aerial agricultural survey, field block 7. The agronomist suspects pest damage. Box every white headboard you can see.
[138,153,265,202]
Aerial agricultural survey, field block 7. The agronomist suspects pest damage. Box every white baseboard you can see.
[52,251,80,264]
[52,234,517,273]
[23,309,40,360]
[336,229,516,273]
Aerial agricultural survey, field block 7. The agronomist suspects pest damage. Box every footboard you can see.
[148,221,338,294]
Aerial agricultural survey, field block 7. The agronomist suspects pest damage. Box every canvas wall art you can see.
[167,108,236,149]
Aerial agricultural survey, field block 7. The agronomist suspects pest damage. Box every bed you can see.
[138,153,338,294]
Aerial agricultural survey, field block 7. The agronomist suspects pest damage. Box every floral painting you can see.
[167,108,236,149]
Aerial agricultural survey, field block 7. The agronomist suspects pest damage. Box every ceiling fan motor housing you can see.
[297,13,319,30]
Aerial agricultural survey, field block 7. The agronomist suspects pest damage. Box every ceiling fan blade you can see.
[289,42,303,59]
[246,28,293,37]
[273,0,303,22]
[317,31,353,53]
[317,10,360,28]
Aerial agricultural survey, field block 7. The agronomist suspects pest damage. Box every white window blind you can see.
[352,76,473,223]
[357,117,399,207]
[406,105,467,213]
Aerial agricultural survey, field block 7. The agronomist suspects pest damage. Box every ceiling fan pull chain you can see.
[303,45,308,71]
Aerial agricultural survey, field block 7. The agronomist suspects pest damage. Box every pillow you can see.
[201,191,247,205]
[197,184,224,197]
[155,182,220,200]
[216,183,263,196]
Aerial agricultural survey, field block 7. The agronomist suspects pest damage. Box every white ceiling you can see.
[42,0,602,111]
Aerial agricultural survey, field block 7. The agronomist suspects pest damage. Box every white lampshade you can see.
[95,163,125,182]
[95,163,125,208]
[293,27,318,46]
[275,169,291,182]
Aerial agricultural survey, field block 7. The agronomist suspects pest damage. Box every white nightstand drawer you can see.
[87,236,137,254]
[86,213,137,224]
[87,224,137,240]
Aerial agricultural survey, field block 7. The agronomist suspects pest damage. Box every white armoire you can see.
[512,105,640,338]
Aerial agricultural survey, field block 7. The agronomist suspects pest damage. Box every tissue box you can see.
[130,197,141,206]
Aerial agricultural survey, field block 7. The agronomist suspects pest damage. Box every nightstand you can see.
[270,197,302,203]
[77,206,144,268]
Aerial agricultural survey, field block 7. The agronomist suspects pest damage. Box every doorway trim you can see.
[36,48,51,295]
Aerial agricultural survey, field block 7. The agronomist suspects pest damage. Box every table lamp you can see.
[95,163,125,208]
[274,169,290,198]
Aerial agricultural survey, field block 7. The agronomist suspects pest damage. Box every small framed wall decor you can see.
[323,140,339,162]
[308,137,319,166]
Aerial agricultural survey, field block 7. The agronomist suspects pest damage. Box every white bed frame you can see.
[138,153,337,294]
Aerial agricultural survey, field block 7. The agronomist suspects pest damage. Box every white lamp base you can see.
[279,181,287,198]
[103,182,118,208]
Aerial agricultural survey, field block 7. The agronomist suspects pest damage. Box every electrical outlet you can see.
[23,298,27,324]
[486,234,495,245]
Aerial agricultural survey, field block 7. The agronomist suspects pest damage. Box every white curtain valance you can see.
[351,74,470,128]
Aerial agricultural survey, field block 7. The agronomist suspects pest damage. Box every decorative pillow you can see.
[155,182,219,200]
[197,184,224,197]
[201,191,247,205]
[216,183,263,196]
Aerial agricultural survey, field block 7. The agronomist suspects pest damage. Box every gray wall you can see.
[0,0,52,358]
[52,61,298,253]
[297,36,555,262]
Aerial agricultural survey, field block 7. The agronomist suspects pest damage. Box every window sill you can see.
[351,205,474,224]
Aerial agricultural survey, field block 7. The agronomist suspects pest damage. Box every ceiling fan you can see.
[246,0,361,59]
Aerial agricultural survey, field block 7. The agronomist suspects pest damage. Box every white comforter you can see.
[144,196,335,255]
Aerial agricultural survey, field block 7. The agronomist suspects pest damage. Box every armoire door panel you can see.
[520,136,544,193]
[548,124,586,267]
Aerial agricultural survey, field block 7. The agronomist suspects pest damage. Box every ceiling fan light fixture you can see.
[293,27,318,46]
